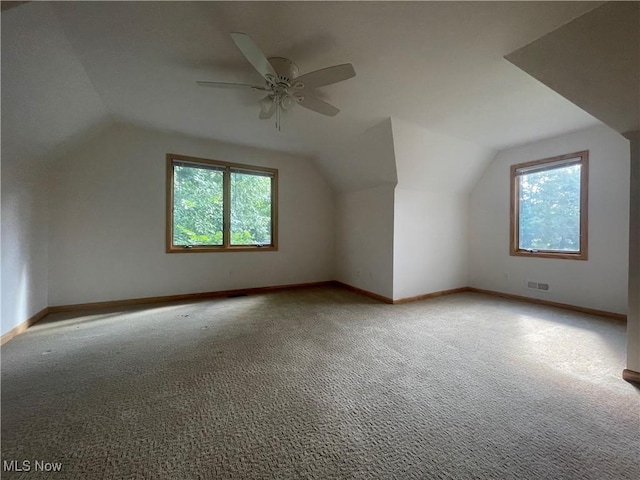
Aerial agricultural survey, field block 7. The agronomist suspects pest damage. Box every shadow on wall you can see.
[315,118,398,193]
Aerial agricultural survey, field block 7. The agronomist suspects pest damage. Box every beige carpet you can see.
[1,286,638,479]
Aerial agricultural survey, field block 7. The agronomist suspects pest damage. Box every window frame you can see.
[166,153,278,253]
[509,150,589,261]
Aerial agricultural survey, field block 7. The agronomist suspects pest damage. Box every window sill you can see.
[510,249,587,261]
[167,246,278,253]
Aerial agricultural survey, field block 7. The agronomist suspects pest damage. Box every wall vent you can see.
[526,280,550,291]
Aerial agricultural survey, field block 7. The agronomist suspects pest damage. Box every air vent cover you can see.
[526,280,550,291]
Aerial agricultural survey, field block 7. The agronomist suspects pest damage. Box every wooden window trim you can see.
[510,150,588,260]
[166,153,278,253]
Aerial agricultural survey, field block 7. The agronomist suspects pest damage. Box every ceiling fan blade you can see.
[230,32,277,82]
[259,96,276,119]
[295,64,355,89]
[295,94,340,117]
[197,81,266,91]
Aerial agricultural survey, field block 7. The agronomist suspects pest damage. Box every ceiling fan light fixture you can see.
[281,95,295,110]
[259,95,274,114]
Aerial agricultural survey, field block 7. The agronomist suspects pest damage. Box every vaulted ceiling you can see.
[506,1,639,135]
[2,1,604,170]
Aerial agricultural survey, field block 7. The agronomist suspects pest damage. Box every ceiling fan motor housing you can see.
[268,57,299,85]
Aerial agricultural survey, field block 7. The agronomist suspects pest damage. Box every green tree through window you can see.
[510,151,588,260]
[167,155,277,252]
[173,164,224,246]
[518,165,581,251]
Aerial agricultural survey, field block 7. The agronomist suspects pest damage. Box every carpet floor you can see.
[1,286,638,479]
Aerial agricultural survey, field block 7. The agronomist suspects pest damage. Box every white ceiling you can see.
[1,1,107,163]
[506,1,639,134]
[25,0,602,159]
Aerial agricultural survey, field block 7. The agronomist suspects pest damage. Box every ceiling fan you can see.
[197,32,356,130]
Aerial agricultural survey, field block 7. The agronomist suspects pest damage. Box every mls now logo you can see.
[3,460,62,472]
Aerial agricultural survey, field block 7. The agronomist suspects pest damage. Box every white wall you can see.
[1,160,49,335]
[1,1,109,335]
[335,185,395,299]
[47,123,334,306]
[469,125,630,314]
[391,118,495,300]
[625,132,639,372]
[323,118,397,299]
[393,190,468,299]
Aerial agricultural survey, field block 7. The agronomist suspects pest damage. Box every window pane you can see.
[518,164,581,252]
[173,165,223,246]
[230,172,272,245]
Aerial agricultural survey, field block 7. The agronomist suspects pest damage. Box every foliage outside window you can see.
[167,154,277,252]
[510,151,588,260]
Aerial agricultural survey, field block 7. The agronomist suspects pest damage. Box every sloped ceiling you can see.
[3,1,605,186]
[1,2,108,165]
[391,118,496,194]
[505,1,639,134]
[316,118,398,192]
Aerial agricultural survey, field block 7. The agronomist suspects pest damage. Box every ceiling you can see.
[506,1,639,134]
[43,1,605,156]
[3,1,605,163]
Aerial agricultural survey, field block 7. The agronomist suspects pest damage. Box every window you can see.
[166,154,277,252]
[510,150,588,260]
